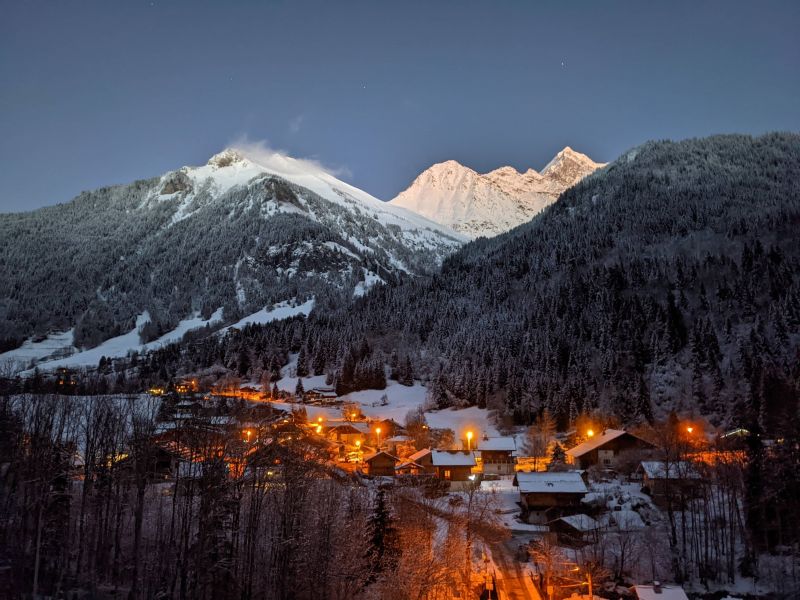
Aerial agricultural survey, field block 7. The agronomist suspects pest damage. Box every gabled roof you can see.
[554,513,601,532]
[431,450,476,467]
[566,429,652,458]
[515,471,588,494]
[478,437,516,452]
[363,451,398,463]
[634,586,689,600]
[408,448,432,463]
[326,422,371,434]
[639,461,701,480]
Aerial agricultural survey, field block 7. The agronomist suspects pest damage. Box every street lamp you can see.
[466,430,474,451]
[375,427,382,448]
[587,429,595,438]
[686,426,694,434]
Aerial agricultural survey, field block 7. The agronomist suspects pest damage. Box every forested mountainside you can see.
[0,150,462,355]
[126,133,800,432]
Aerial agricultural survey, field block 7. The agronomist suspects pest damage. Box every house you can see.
[363,451,398,477]
[384,435,415,457]
[633,584,689,600]
[395,459,428,476]
[476,436,517,475]
[637,461,702,506]
[325,422,370,445]
[549,514,601,546]
[514,471,589,523]
[306,387,338,403]
[406,449,476,484]
[566,429,656,469]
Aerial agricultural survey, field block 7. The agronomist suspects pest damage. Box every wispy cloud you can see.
[228,136,351,180]
[288,114,304,134]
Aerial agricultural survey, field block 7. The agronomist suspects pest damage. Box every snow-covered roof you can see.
[363,451,398,463]
[639,461,701,480]
[566,429,648,458]
[477,437,516,452]
[555,513,601,532]
[515,471,588,495]
[609,509,646,531]
[326,422,370,434]
[634,585,689,600]
[408,448,431,462]
[430,450,476,467]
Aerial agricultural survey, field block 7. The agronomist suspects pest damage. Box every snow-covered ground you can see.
[219,299,314,333]
[16,309,224,373]
[259,354,499,438]
[0,329,75,370]
[353,271,384,298]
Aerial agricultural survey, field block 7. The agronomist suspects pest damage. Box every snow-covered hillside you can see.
[0,148,466,368]
[390,147,604,238]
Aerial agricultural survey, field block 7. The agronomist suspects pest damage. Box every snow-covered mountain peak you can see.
[390,147,604,238]
[207,148,248,168]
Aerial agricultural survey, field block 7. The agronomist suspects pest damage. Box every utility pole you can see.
[587,569,593,599]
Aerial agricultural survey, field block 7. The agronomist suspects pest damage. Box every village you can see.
[135,378,768,600]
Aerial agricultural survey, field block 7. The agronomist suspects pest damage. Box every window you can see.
[444,469,451,480]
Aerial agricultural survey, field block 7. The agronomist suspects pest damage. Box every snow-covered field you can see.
[219,299,314,333]
[11,309,224,373]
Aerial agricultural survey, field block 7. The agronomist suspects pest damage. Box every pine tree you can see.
[365,487,399,583]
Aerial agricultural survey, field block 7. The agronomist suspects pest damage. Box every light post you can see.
[467,430,474,451]
[587,429,595,438]
[375,427,381,449]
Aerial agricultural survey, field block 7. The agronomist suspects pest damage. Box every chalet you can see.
[363,451,399,477]
[634,584,689,600]
[637,460,702,506]
[566,429,656,469]
[325,422,370,445]
[306,387,338,403]
[395,459,428,476]
[476,436,516,475]
[384,435,415,456]
[406,449,476,483]
[549,514,601,546]
[514,471,588,524]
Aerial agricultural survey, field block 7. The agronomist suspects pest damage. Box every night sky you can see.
[1,0,798,212]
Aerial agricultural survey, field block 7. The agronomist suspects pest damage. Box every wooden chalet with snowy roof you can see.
[403,449,476,484]
[363,451,399,477]
[513,471,589,523]
[637,460,702,506]
[475,436,516,475]
[566,429,656,469]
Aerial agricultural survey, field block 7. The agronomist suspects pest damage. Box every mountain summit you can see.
[390,147,604,238]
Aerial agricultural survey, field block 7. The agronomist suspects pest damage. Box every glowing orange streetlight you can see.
[244,429,252,443]
[317,416,323,423]
[375,427,382,447]
[351,412,357,420]
[466,430,474,451]
[686,426,694,434]
[316,425,322,434]
[587,429,595,438]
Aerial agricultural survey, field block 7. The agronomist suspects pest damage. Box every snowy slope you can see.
[156,148,467,254]
[19,309,225,372]
[390,147,604,238]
